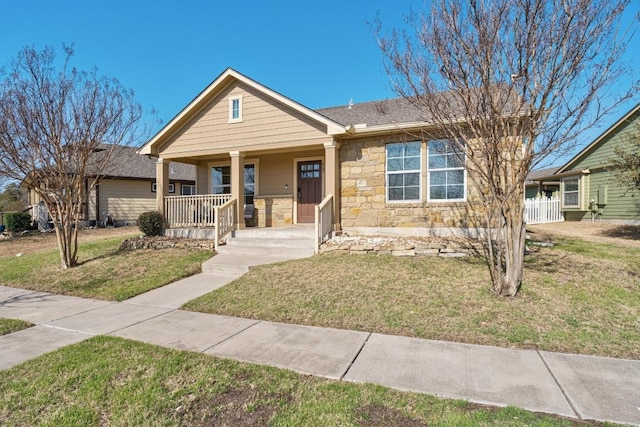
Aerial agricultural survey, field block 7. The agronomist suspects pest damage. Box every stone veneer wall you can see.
[254,195,293,227]
[339,134,481,229]
[120,237,215,251]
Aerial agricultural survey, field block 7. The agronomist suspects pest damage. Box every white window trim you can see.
[385,141,422,203]
[228,95,243,123]
[426,139,467,203]
[181,184,196,196]
[562,176,580,209]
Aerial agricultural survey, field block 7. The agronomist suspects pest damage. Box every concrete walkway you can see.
[1,278,639,426]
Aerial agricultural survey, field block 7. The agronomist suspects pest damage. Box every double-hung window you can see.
[386,141,421,202]
[427,139,465,201]
[211,164,255,205]
[562,177,579,208]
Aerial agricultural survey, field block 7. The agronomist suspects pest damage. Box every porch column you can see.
[230,150,245,229]
[156,158,170,226]
[324,140,341,230]
[196,161,209,195]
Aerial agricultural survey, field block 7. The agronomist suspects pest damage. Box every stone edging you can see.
[320,235,484,257]
[120,236,215,251]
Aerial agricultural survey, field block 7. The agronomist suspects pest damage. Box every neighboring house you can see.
[529,103,640,223]
[525,167,560,199]
[25,146,196,225]
[139,68,506,238]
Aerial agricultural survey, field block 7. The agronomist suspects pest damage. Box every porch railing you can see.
[314,194,333,254]
[214,197,237,251]
[165,194,232,228]
[524,197,564,224]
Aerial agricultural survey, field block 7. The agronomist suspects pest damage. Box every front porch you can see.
[162,193,334,253]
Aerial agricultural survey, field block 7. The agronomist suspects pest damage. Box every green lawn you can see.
[0,336,603,426]
[0,235,212,301]
[0,318,32,336]
[184,238,640,359]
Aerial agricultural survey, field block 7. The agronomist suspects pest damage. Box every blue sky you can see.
[1,0,638,167]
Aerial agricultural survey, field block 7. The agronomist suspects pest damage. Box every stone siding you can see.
[339,135,481,229]
[254,195,293,227]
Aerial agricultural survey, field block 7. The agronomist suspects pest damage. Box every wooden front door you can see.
[297,160,322,223]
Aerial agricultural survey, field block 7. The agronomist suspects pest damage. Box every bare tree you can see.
[378,0,638,296]
[0,45,147,269]
[609,120,640,194]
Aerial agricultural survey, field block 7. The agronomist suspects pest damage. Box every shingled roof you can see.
[91,146,195,181]
[316,97,427,127]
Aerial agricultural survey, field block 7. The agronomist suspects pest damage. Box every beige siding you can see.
[160,82,332,157]
[257,151,323,196]
[98,179,156,223]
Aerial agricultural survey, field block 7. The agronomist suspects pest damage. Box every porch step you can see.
[232,226,315,240]
[203,225,316,275]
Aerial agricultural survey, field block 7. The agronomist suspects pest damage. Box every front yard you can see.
[0,228,212,301]
[184,233,640,360]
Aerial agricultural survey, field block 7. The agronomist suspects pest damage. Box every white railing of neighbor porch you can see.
[165,194,232,228]
[214,197,237,251]
[524,197,564,224]
[314,194,333,254]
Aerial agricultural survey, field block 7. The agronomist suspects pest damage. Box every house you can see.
[529,103,640,223]
[525,167,560,199]
[25,146,195,226]
[138,68,495,242]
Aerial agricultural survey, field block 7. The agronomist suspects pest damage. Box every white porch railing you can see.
[165,194,232,228]
[214,197,237,251]
[524,197,564,224]
[314,194,333,254]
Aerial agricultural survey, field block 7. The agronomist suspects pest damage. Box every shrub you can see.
[4,212,33,232]
[137,211,163,237]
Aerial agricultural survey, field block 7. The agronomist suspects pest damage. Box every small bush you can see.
[4,212,33,232]
[137,211,163,237]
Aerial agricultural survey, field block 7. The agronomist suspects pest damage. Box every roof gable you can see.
[139,68,345,156]
[557,103,640,173]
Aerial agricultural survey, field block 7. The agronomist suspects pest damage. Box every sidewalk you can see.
[1,279,639,426]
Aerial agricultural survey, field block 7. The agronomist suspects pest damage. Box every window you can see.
[211,164,255,205]
[181,184,196,195]
[151,182,174,193]
[211,166,231,195]
[386,141,421,202]
[228,95,243,123]
[428,139,465,201]
[563,177,579,208]
[244,164,255,205]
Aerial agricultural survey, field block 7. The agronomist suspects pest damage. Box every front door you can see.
[297,160,322,223]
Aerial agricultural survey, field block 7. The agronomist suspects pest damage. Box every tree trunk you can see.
[492,196,526,296]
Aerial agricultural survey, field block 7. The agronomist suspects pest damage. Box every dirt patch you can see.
[176,386,285,426]
[356,404,427,426]
[527,222,640,248]
[0,226,139,258]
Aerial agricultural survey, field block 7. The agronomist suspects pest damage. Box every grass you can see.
[184,237,640,359]
[0,318,32,336]
[0,235,213,301]
[0,336,607,426]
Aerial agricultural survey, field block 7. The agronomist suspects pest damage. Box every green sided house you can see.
[139,68,485,245]
[530,103,640,223]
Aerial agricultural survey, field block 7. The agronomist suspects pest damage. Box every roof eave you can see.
[557,103,640,174]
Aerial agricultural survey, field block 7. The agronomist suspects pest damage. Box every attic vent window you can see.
[228,95,243,123]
